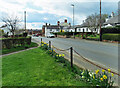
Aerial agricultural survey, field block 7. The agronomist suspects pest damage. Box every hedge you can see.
[1,37,31,49]
[101,27,120,34]
[102,33,120,41]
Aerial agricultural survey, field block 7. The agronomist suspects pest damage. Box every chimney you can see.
[69,23,71,26]
[46,23,47,26]
[111,12,114,18]
[57,21,60,26]
[49,24,50,26]
[65,19,67,23]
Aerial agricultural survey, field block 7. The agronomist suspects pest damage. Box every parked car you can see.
[46,33,55,38]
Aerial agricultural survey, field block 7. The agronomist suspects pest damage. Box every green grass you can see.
[87,34,100,39]
[1,42,38,55]
[2,48,90,86]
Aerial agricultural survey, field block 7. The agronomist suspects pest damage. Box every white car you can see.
[46,33,55,38]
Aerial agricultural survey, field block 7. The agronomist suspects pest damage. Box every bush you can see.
[23,32,28,37]
[102,33,120,41]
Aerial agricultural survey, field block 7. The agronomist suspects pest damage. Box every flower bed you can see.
[40,41,116,87]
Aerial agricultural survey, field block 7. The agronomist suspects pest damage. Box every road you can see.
[32,36,119,72]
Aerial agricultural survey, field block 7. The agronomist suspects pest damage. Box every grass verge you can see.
[2,48,90,86]
[1,42,38,55]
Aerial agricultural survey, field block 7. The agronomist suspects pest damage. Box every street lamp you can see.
[71,4,75,39]
[99,0,102,41]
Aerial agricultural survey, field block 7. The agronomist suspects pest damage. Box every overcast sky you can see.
[0,0,119,29]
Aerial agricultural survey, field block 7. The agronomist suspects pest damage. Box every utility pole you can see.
[100,0,102,41]
[24,11,26,32]
[71,4,75,39]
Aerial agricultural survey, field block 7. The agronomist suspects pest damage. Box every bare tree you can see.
[1,15,21,37]
[85,13,108,35]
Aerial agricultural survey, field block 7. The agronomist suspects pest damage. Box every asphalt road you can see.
[32,36,119,72]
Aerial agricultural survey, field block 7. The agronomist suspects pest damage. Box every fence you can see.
[40,38,120,77]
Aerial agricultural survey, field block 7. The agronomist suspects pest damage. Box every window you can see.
[50,29,52,31]
[79,28,81,31]
[86,28,88,31]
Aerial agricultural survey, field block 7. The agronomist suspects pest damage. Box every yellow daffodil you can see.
[111,73,114,77]
[44,43,46,44]
[59,54,61,57]
[47,44,48,46]
[93,75,95,79]
[53,50,55,52]
[82,76,85,79]
[102,69,105,72]
[42,44,44,46]
[56,55,58,57]
[62,54,64,57]
[103,75,107,79]
[108,69,111,73]
[95,69,99,74]
[100,78,103,81]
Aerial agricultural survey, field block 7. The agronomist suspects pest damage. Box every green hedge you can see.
[101,26,120,34]
[1,37,31,49]
[102,33,120,41]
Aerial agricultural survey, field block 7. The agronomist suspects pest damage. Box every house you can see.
[42,19,71,36]
[104,15,120,27]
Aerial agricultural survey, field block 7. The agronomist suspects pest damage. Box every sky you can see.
[0,0,119,29]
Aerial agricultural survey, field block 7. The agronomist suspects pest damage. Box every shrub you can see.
[102,33,120,41]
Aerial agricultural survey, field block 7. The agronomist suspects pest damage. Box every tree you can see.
[1,15,21,37]
[85,13,108,35]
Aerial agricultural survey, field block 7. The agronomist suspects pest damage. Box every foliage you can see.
[2,48,89,86]
[102,33,120,41]
[1,42,38,55]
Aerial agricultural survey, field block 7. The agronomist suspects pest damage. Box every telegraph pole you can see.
[100,0,102,41]
[71,4,75,39]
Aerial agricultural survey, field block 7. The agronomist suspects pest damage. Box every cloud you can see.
[0,0,119,29]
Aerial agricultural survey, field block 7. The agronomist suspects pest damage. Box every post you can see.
[70,47,73,68]
[49,41,51,49]
[41,38,42,45]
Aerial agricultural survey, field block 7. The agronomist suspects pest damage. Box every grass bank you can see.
[2,48,89,86]
[1,42,38,55]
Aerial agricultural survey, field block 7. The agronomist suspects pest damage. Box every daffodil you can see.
[82,76,85,79]
[59,54,61,57]
[111,73,114,76]
[62,54,64,57]
[103,75,107,79]
[95,69,99,74]
[100,78,103,81]
[102,69,105,72]
[53,50,55,52]
[42,44,44,46]
[93,75,95,79]
[108,69,111,73]
[56,55,58,57]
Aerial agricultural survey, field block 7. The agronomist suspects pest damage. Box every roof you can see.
[43,25,60,29]
[104,15,119,25]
